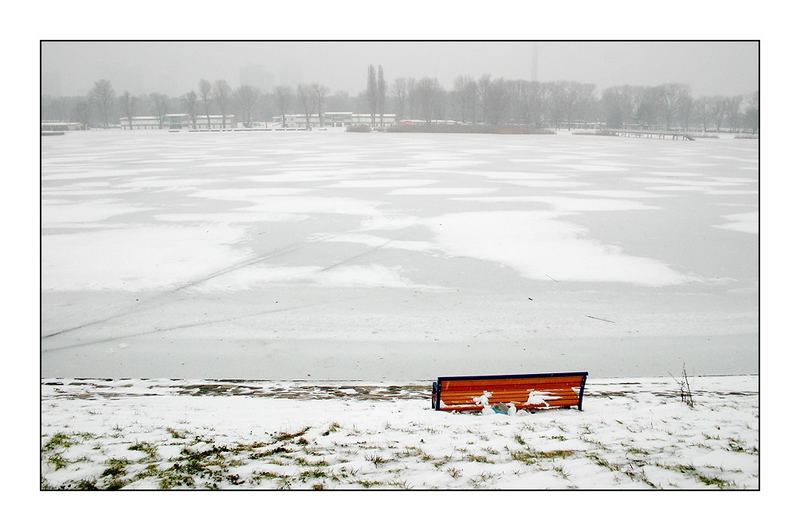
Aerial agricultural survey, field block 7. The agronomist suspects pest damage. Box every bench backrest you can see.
[432,372,588,412]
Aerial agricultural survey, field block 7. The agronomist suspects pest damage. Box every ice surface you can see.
[426,211,688,286]
[388,187,497,195]
[325,179,439,188]
[41,131,758,379]
[715,211,759,234]
[43,224,249,291]
[452,196,657,211]
[194,264,442,292]
[43,200,151,228]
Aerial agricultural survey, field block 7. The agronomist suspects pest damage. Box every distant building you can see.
[351,113,397,127]
[120,114,237,130]
[163,114,189,129]
[120,116,160,130]
[41,121,83,132]
[193,115,237,129]
[272,112,396,129]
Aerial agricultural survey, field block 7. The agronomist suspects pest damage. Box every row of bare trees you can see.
[601,84,758,132]
[43,74,758,134]
[385,75,757,132]
[381,75,599,128]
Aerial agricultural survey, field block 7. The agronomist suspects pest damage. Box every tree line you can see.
[41,66,758,133]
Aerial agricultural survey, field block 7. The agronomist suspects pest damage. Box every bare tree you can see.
[198,79,212,128]
[377,66,386,127]
[508,80,525,125]
[555,81,595,130]
[726,95,743,133]
[484,77,508,125]
[89,79,115,128]
[119,91,136,130]
[610,86,635,129]
[414,77,443,123]
[453,75,478,124]
[150,93,169,129]
[634,86,661,128]
[476,75,492,123]
[235,85,260,127]
[273,85,293,128]
[693,97,712,132]
[366,65,377,128]
[327,90,353,117]
[391,78,408,121]
[259,91,273,126]
[212,80,232,128]
[742,91,759,134]
[405,78,417,120]
[296,84,314,129]
[526,81,545,127]
[678,91,693,131]
[658,83,690,130]
[576,83,598,127]
[182,91,198,129]
[73,100,91,130]
[710,96,727,132]
[312,83,328,127]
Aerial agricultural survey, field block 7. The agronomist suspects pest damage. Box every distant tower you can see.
[530,45,539,82]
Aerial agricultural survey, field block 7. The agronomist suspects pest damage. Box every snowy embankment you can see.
[41,376,758,490]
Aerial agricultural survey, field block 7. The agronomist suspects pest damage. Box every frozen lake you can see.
[41,130,758,378]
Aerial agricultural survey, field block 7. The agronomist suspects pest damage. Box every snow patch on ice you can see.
[388,187,496,196]
[324,233,436,252]
[201,160,277,167]
[194,263,441,291]
[465,171,570,180]
[43,200,151,228]
[190,192,383,217]
[569,190,670,199]
[325,179,439,188]
[426,211,690,286]
[42,224,250,291]
[452,195,658,212]
[358,215,421,232]
[155,212,307,224]
[714,211,758,234]
[489,180,588,189]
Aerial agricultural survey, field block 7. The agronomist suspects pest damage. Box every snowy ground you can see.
[41,130,758,379]
[40,376,758,490]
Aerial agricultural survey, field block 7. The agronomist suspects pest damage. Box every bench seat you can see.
[431,372,588,412]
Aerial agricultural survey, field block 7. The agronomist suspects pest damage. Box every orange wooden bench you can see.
[431,372,588,412]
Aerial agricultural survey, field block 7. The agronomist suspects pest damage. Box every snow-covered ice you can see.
[41,131,758,379]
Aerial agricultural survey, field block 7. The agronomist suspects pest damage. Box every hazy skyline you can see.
[42,41,757,98]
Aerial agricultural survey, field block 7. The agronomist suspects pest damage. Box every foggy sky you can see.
[41,41,758,98]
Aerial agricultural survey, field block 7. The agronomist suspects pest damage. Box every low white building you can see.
[272,112,397,129]
[163,114,189,129]
[120,114,237,130]
[193,115,237,129]
[41,121,83,131]
[351,113,396,127]
[272,114,321,128]
[120,116,160,130]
